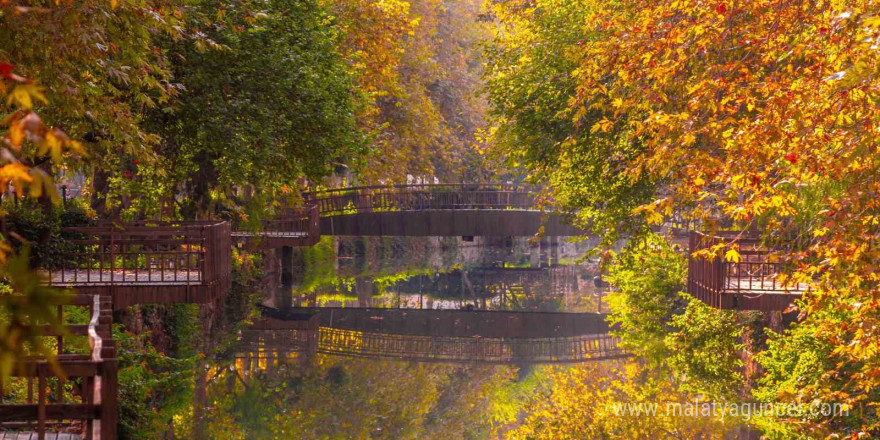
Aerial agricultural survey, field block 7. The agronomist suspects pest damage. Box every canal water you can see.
[273,236,606,313]
[184,235,611,438]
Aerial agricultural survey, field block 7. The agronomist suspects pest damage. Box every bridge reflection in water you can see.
[235,309,626,366]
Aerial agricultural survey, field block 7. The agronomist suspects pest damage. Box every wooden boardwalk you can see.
[0,295,117,440]
[44,221,232,309]
[687,231,805,311]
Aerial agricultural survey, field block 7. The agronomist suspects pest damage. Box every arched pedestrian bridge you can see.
[235,308,625,365]
[235,184,584,246]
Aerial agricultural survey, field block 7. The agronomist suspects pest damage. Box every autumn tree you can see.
[486,0,880,437]
[326,0,491,184]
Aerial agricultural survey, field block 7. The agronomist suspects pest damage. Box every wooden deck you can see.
[687,231,806,311]
[44,221,232,309]
[0,433,82,440]
[0,295,117,440]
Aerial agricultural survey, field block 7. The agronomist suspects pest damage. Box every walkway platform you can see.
[0,295,117,440]
[687,231,805,311]
[44,221,231,309]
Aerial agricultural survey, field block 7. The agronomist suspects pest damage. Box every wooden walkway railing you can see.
[45,221,232,309]
[315,328,624,364]
[304,184,538,217]
[0,295,117,440]
[232,204,321,248]
[687,231,805,311]
[236,326,625,365]
[236,310,625,365]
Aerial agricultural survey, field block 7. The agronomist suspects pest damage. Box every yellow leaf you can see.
[591,118,613,133]
[9,86,32,109]
[0,163,33,183]
[7,122,24,148]
[43,130,64,163]
[724,249,741,263]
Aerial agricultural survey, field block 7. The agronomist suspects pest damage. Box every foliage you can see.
[116,324,198,440]
[0,57,86,383]
[147,0,363,219]
[752,308,875,439]
[606,235,744,401]
[483,0,656,242]
[605,235,688,364]
[327,0,491,183]
[2,197,95,267]
[666,298,744,400]
[509,361,741,439]
[486,0,880,436]
[198,356,515,439]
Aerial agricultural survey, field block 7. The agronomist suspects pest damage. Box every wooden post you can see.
[102,358,118,439]
[38,363,46,440]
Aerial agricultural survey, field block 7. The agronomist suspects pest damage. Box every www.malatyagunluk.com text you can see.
[611,399,850,421]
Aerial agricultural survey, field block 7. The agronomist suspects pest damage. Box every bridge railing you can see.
[687,231,804,311]
[260,204,320,245]
[305,184,538,216]
[0,295,117,439]
[45,221,232,305]
[316,328,625,364]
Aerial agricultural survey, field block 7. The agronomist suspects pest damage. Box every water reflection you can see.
[273,236,607,313]
[190,236,615,439]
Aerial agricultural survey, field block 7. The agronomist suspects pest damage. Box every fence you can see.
[305,184,538,216]
[0,295,117,440]
[687,231,804,311]
[45,221,232,308]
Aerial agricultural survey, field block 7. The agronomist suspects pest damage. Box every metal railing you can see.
[235,205,321,247]
[316,328,624,364]
[304,184,539,217]
[237,326,625,365]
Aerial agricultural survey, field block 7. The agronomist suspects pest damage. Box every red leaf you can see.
[715,3,727,14]
[0,62,15,80]
[784,152,798,164]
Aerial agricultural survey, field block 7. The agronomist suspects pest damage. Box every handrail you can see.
[88,295,103,362]
[687,230,805,310]
[305,183,536,197]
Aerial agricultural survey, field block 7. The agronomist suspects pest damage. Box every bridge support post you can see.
[281,246,293,286]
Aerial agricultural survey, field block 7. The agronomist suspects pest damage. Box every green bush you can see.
[2,198,95,268]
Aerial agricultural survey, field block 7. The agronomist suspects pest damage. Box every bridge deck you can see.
[44,221,231,308]
[266,307,612,339]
